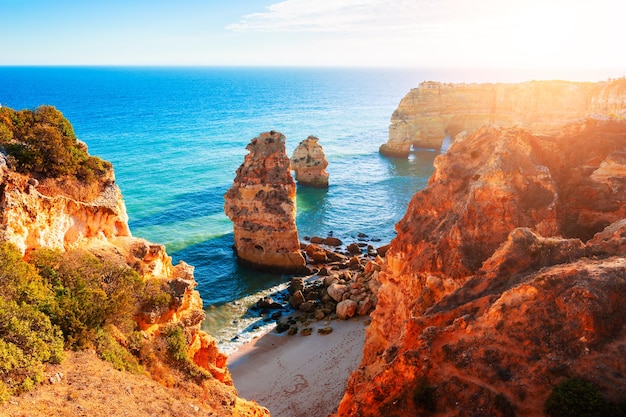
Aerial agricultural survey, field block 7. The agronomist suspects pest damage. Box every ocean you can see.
[0,66,577,351]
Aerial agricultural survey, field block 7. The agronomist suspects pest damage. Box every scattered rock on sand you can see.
[336,299,358,319]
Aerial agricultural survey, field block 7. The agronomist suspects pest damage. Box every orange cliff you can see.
[335,117,626,416]
[0,145,268,416]
[224,131,307,274]
[381,78,626,156]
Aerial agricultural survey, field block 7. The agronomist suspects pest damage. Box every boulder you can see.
[299,301,316,313]
[323,236,343,246]
[356,298,373,316]
[327,283,348,302]
[256,297,282,310]
[288,290,305,309]
[289,277,305,295]
[336,299,357,319]
[347,243,362,255]
[305,243,328,263]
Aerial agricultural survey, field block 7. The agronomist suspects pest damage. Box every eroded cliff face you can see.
[0,155,268,416]
[336,118,626,417]
[382,78,626,156]
[224,131,307,274]
[291,135,329,188]
[0,157,131,255]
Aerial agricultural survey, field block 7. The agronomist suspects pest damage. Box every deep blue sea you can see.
[2,66,599,350]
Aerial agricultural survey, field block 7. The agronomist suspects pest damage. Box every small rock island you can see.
[291,135,329,188]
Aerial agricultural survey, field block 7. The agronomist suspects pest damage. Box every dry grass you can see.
[36,176,108,203]
[3,351,222,417]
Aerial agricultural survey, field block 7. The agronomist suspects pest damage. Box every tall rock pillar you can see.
[291,135,329,188]
[224,131,307,274]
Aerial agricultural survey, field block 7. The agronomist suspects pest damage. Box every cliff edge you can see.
[0,106,268,416]
[381,78,626,156]
[336,117,626,416]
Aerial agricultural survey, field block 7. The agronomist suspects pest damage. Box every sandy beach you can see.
[228,317,368,417]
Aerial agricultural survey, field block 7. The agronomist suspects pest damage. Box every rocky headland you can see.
[335,117,626,416]
[291,135,329,188]
[0,106,268,416]
[224,131,307,274]
[381,78,626,156]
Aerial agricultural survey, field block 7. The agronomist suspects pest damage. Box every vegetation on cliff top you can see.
[0,105,112,199]
[0,242,205,402]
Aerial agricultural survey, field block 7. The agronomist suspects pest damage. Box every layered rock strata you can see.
[381,78,626,156]
[291,135,329,188]
[0,153,131,255]
[224,131,307,274]
[336,118,626,416]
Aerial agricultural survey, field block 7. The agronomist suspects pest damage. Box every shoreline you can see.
[228,317,369,417]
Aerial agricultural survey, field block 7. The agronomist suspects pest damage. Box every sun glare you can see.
[503,3,597,69]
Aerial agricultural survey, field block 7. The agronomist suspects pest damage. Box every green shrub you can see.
[0,105,111,182]
[160,324,210,381]
[163,324,189,363]
[29,248,143,349]
[545,377,608,417]
[0,242,56,309]
[0,381,10,403]
[0,299,65,396]
[142,279,172,308]
[0,243,66,401]
[94,328,144,374]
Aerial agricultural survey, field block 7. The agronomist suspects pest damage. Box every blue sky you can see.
[0,0,624,70]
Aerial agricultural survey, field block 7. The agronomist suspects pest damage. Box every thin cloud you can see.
[226,0,450,33]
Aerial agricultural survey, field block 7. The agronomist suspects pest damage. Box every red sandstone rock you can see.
[305,243,328,263]
[335,118,626,417]
[291,135,329,187]
[224,131,307,274]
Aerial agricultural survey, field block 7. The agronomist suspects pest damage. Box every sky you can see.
[0,0,624,72]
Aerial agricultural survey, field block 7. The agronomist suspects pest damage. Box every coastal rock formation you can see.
[335,118,626,416]
[0,108,268,416]
[224,131,307,274]
[0,155,131,255]
[291,135,329,187]
[381,78,626,156]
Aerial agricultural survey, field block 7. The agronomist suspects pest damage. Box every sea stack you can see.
[291,135,329,188]
[224,131,307,274]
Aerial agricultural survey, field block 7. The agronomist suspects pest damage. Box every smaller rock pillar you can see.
[290,136,329,188]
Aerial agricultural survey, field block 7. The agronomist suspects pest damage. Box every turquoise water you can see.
[0,66,441,346]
